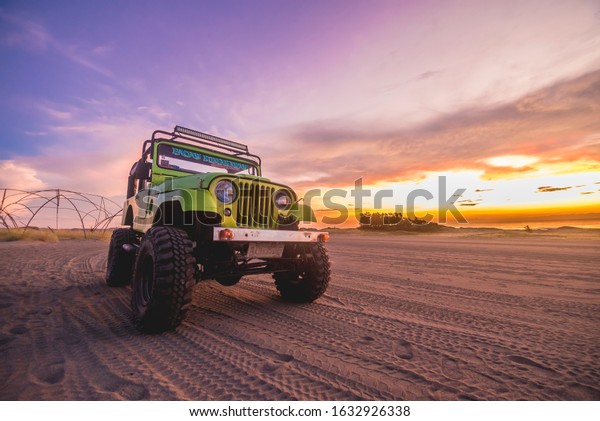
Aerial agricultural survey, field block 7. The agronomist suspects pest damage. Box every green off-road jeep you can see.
[106,126,330,332]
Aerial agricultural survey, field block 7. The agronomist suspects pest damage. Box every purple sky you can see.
[1,0,599,223]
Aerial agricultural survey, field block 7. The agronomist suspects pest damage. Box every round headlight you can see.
[215,180,236,204]
[274,190,292,210]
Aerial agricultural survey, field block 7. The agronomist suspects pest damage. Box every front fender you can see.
[286,203,317,222]
[160,189,218,213]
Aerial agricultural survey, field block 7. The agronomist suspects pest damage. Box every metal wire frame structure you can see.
[0,189,123,237]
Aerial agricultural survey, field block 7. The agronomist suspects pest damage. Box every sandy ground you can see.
[0,232,599,400]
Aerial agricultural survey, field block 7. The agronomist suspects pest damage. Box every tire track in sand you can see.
[1,234,598,400]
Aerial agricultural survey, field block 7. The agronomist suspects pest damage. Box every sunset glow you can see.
[1,0,599,228]
[483,155,539,169]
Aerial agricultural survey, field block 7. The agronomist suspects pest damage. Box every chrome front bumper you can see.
[213,227,328,243]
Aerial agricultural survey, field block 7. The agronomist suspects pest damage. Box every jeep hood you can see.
[153,172,274,193]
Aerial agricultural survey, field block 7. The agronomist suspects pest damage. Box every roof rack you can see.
[173,126,248,153]
[147,125,261,171]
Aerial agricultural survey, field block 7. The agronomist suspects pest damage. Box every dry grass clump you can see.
[0,228,111,242]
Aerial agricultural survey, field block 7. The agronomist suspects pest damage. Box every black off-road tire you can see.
[106,228,137,287]
[273,242,330,302]
[131,226,196,333]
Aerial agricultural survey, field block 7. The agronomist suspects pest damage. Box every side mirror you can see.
[135,162,152,180]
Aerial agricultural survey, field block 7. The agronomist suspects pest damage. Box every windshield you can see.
[157,143,258,175]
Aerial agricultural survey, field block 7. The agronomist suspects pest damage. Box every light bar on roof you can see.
[174,125,248,153]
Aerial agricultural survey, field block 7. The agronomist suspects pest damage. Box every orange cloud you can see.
[537,186,572,193]
[264,70,600,190]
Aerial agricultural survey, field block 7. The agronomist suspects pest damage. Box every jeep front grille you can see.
[236,181,276,229]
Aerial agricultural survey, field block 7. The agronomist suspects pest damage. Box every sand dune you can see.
[0,233,599,400]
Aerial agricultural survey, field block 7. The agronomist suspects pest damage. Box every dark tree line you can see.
[358,212,441,231]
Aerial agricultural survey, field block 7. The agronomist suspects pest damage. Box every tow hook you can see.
[122,243,139,253]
